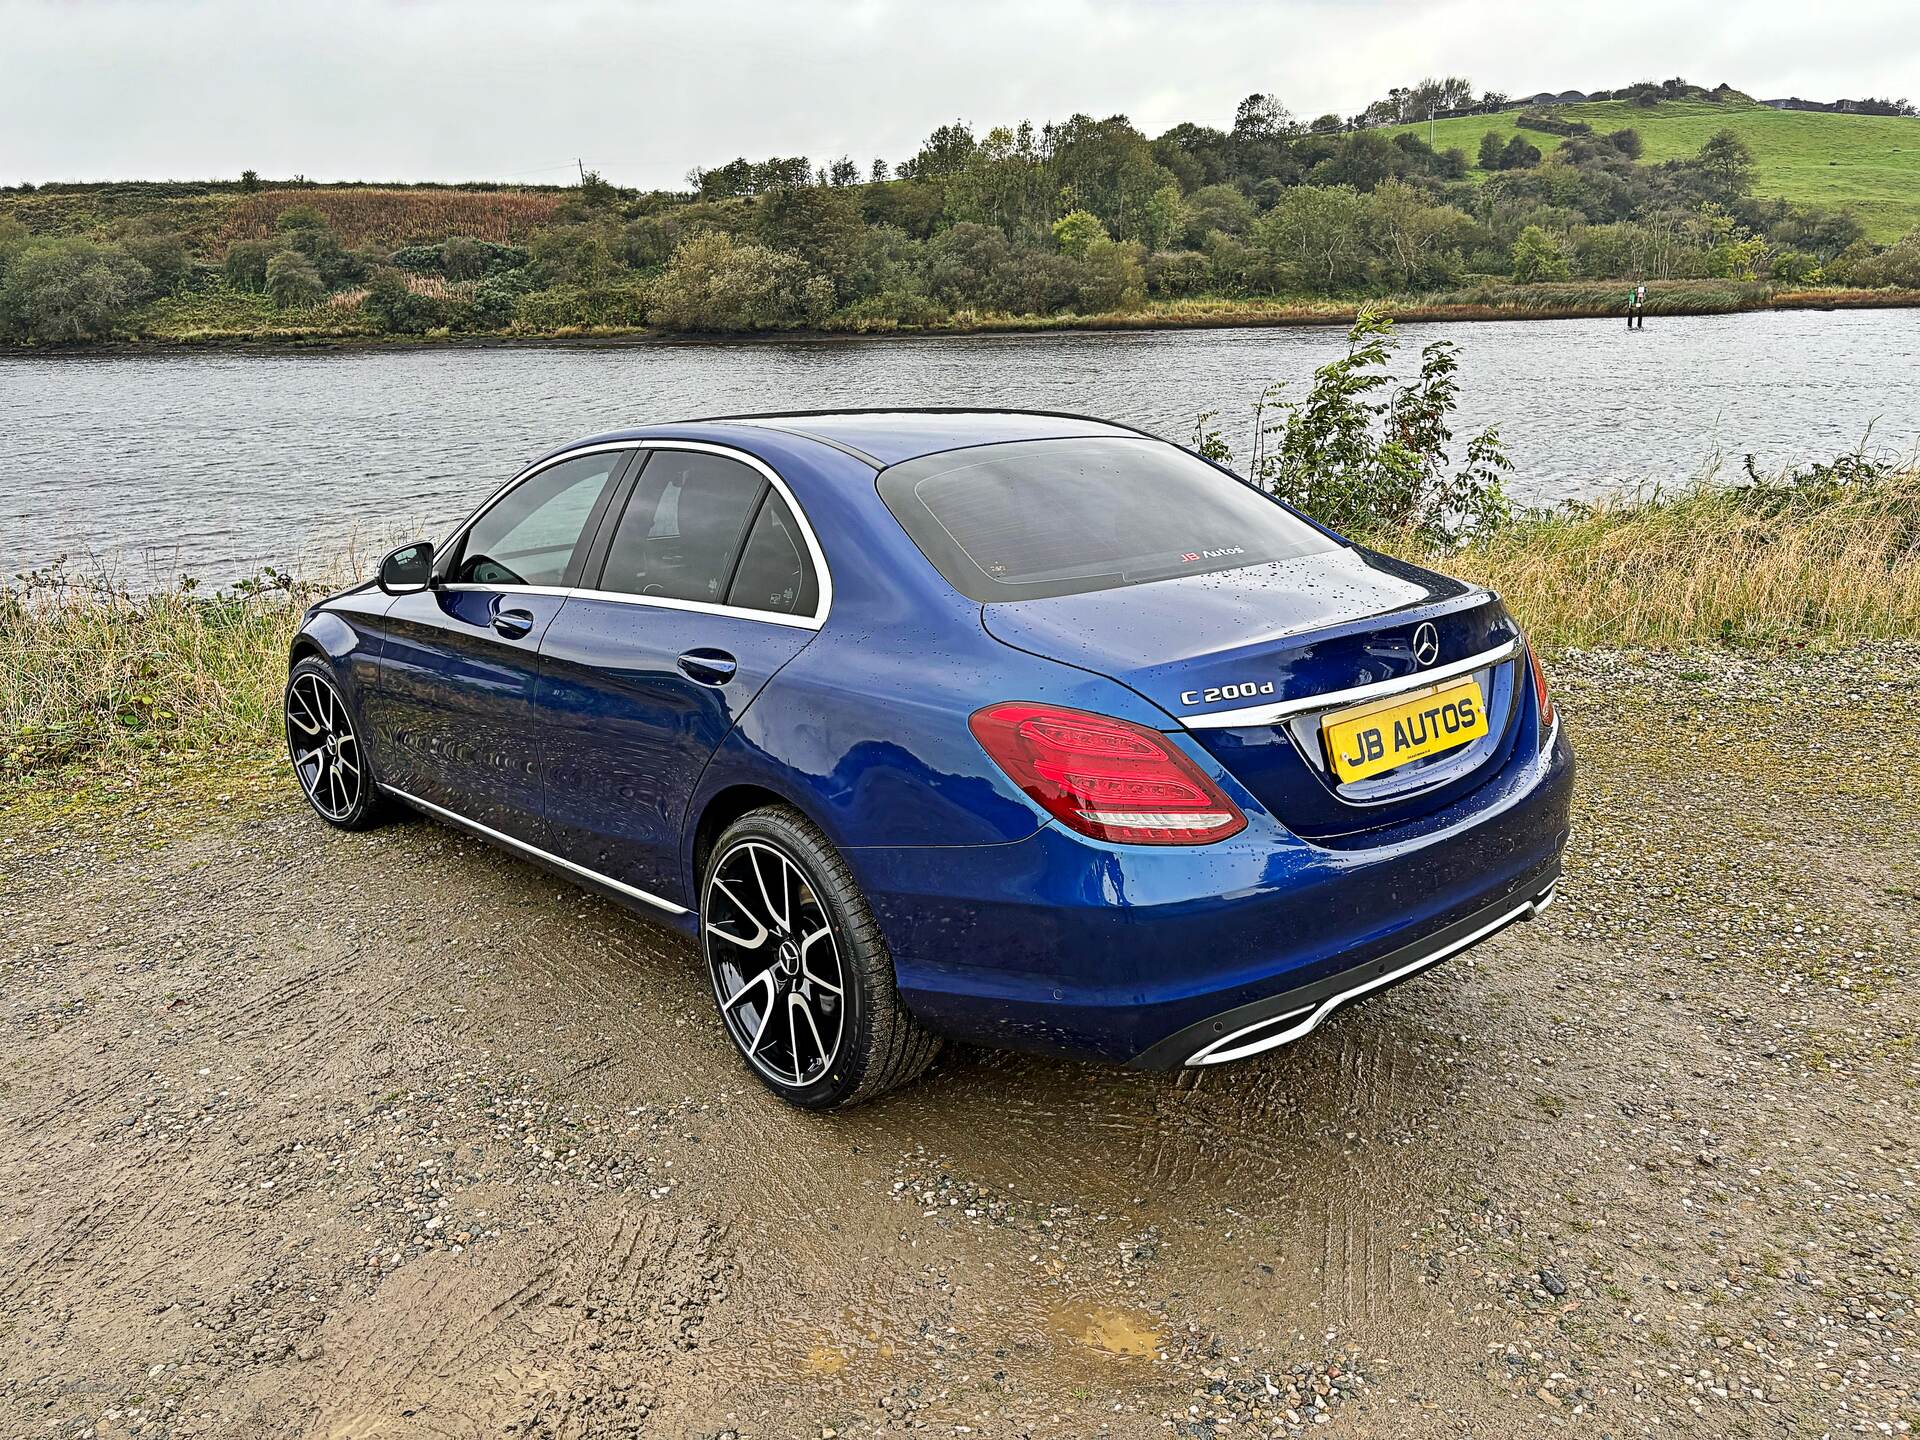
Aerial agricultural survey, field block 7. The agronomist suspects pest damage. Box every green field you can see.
[1390,99,1920,241]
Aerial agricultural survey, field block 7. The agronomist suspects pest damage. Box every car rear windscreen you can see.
[876,436,1339,602]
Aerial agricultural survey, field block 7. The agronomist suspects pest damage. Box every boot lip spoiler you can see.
[1177,638,1522,729]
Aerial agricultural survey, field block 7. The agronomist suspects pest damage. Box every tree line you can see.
[3,77,1920,343]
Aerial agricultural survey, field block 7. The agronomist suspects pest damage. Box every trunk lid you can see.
[981,546,1527,839]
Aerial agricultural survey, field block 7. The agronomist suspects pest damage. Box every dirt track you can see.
[3,648,1917,1439]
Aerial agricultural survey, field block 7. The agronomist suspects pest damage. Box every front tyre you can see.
[285,657,388,831]
[703,807,941,1109]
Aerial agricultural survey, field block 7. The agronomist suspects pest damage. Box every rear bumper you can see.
[849,722,1574,1065]
[1128,870,1558,1068]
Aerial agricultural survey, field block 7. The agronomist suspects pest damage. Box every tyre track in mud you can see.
[2,646,1916,1438]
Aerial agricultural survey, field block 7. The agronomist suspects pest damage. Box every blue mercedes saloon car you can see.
[285,410,1572,1108]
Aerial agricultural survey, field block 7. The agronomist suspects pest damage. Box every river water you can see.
[3,307,1916,587]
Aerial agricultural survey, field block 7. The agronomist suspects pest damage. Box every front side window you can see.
[450,451,623,587]
[596,451,765,605]
[877,437,1338,602]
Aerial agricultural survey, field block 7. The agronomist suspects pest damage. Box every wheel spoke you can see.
[749,845,789,932]
[288,691,322,735]
[793,992,829,1077]
[798,925,841,994]
[745,989,778,1055]
[788,993,804,1081]
[720,965,776,1013]
[707,879,769,948]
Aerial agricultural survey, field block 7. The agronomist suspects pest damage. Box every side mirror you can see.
[377,540,435,596]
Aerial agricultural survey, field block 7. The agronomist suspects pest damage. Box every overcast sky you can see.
[8,0,1919,188]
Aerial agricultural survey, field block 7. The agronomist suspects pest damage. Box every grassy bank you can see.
[5,465,1916,818]
[1388,98,1920,241]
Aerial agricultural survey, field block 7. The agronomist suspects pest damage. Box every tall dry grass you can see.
[0,566,316,780]
[1384,468,1920,648]
[219,187,565,248]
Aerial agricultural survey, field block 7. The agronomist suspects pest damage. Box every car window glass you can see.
[598,452,765,604]
[877,437,1337,602]
[727,489,819,617]
[452,452,622,586]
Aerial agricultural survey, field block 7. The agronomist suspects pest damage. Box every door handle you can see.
[677,648,738,686]
[491,606,535,639]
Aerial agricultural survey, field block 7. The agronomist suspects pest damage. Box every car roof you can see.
[568,409,1152,470]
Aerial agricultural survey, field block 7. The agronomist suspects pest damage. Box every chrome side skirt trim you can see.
[1186,882,1555,1066]
[1178,638,1521,729]
[378,783,692,917]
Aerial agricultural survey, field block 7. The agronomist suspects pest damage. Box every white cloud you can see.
[4,0,1917,186]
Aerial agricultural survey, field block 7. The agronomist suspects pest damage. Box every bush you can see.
[117,228,191,298]
[648,230,833,332]
[223,238,280,292]
[528,225,617,287]
[1051,209,1107,257]
[1070,239,1146,312]
[1500,135,1543,171]
[1516,108,1590,137]
[464,268,537,329]
[265,251,324,308]
[1509,225,1570,282]
[1768,249,1820,284]
[507,282,651,332]
[836,287,945,329]
[1192,308,1509,546]
[361,269,451,334]
[926,222,1015,306]
[1146,249,1211,297]
[1830,231,1920,288]
[0,238,149,343]
[391,237,528,280]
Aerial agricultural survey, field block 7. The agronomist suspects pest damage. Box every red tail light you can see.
[1527,641,1557,729]
[969,702,1246,845]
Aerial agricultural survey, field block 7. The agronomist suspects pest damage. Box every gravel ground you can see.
[1,645,1916,1439]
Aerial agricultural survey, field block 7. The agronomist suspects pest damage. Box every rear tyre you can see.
[702,807,942,1109]
[285,657,389,831]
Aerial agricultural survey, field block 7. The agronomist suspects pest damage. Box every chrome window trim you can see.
[379,783,692,917]
[1177,637,1521,730]
[435,441,644,572]
[434,439,833,632]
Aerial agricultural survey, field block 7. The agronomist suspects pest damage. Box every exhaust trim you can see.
[1185,880,1557,1066]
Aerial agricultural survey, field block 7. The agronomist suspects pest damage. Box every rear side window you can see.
[597,451,764,604]
[727,490,819,617]
[877,437,1336,602]
[450,451,622,586]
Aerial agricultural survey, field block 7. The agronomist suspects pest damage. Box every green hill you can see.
[1390,99,1920,241]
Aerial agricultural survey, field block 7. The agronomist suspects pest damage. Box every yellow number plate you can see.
[1320,678,1488,783]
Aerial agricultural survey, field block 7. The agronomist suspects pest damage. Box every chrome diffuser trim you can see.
[1186,881,1556,1066]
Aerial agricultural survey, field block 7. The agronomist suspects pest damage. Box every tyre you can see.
[284,657,389,831]
[702,806,942,1109]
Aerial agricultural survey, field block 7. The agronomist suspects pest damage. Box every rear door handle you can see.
[677,648,738,686]
[491,606,535,639]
